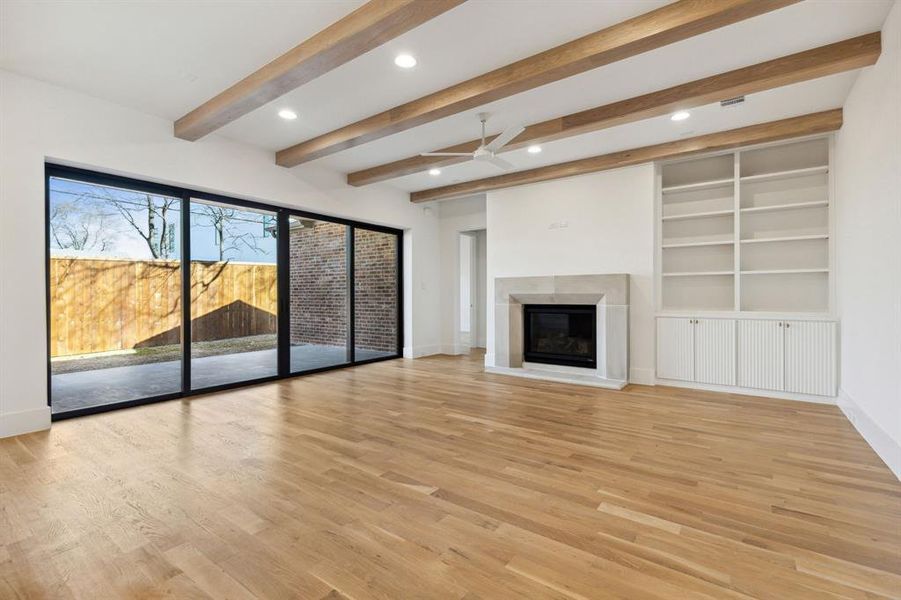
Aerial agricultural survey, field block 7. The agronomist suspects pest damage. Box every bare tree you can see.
[194,204,267,261]
[49,199,116,252]
[108,192,179,259]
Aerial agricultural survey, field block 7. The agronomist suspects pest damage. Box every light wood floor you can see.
[1,352,899,599]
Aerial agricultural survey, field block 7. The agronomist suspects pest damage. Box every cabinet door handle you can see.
[785,322,790,329]
[778,322,783,327]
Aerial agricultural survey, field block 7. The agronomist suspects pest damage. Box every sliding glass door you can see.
[189,199,279,389]
[48,173,182,414]
[288,216,351,372]
[47,165,403,418]
[354,227,400,361]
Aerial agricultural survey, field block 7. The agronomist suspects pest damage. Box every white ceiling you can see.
[1,0,894,194]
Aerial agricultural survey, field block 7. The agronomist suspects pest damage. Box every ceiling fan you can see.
[421,113,525,171]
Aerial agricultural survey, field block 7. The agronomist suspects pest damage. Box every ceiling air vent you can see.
[720,96,745,107]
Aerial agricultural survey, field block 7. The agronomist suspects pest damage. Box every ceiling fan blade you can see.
[485,124,526,153]
[486,156,515,171]
[420,152,472,157]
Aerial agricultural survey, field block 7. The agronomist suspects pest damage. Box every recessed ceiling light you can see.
[429,168,441,176]
[527,145,542,154]
[278,109,298,120]
[671,110,691,122]
[394,54,417,69]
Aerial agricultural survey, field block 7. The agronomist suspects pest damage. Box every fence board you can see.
[49,257,277,357]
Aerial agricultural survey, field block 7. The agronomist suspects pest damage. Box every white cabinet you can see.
[656,318,694,381]
[660,317,836,397]
[694,318,735,385]
[784,321,836,396]
[656,318,735,385]
[737,320,783,390]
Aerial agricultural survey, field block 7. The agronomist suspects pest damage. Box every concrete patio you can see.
[51,344,394,413]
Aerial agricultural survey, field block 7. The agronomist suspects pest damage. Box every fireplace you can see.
[523,304,597,369]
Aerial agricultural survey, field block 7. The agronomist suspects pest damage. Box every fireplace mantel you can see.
[489,274,629,389]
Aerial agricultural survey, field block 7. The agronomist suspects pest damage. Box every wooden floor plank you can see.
[4,351,899,599]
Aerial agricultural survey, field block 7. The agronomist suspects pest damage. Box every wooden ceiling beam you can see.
[276,0,800,167]
[409,109,843,203]
[174,0,466,141]
[350,33,879,186]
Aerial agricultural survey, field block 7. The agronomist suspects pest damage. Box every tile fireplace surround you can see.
[488,274,629,389]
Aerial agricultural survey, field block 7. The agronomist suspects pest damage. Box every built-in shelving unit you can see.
[657,136,831,314]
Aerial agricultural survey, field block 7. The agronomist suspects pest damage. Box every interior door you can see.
[784,320,836,396]
[737,319,783,391]
[694,319,735,385]
[656,317,694,381]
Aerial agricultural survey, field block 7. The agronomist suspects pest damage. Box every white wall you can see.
[0,70,442,437]
[834,0,901,478]
[437,196,487,354]
[485,164,656,383]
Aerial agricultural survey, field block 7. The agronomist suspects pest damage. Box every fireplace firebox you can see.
[523,304,597,369]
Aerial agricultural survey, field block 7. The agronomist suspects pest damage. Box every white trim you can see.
[655,377,836,405]
[629,368,656,385]
[655,310,837,321]
[486,365,626,390]
[405,344,442,358]
[838,389,901,480]
[0,407,51,439]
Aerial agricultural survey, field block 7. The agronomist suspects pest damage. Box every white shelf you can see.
[741,269,828,275]
[662,178,734,193]
[739,165,828,183]
[662,239,734,249]
[658,136,832,316]
[663,271,734,277]
[740,200,828,214]
[661,209,734,221]
[740,234,828,244]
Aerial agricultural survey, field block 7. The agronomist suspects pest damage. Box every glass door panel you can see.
[48,175,182,414]
[353,228,399,360]
[288,216,351,372]
[189,199,278,389]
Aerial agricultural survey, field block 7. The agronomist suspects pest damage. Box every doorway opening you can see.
[458,229,487,351]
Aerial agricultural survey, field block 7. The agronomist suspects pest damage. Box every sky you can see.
[48,177,276,263]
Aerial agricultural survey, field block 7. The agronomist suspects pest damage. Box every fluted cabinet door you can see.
[656,318,694,381]
[695,319,735,385]
[784,321,836,396]
[737,320,783,391]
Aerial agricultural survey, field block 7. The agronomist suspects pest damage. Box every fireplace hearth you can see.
[523,304,596,368]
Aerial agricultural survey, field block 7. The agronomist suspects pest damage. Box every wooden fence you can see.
[49,257,277,357]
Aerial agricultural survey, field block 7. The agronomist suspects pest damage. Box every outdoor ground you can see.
[50,337,392,413]
[51,335,279,374]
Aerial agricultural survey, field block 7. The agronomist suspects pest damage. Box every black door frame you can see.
[45,164,404,420]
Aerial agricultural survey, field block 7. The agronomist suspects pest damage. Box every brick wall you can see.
[289,222,397,353]
[289,221,347,347]
[354,228,398,353]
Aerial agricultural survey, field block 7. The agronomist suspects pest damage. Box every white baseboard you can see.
[838,389,901,480]
[628,368,655,385]
[655,378,836,405]
[404,344,442,359]
[0,406,51,439]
